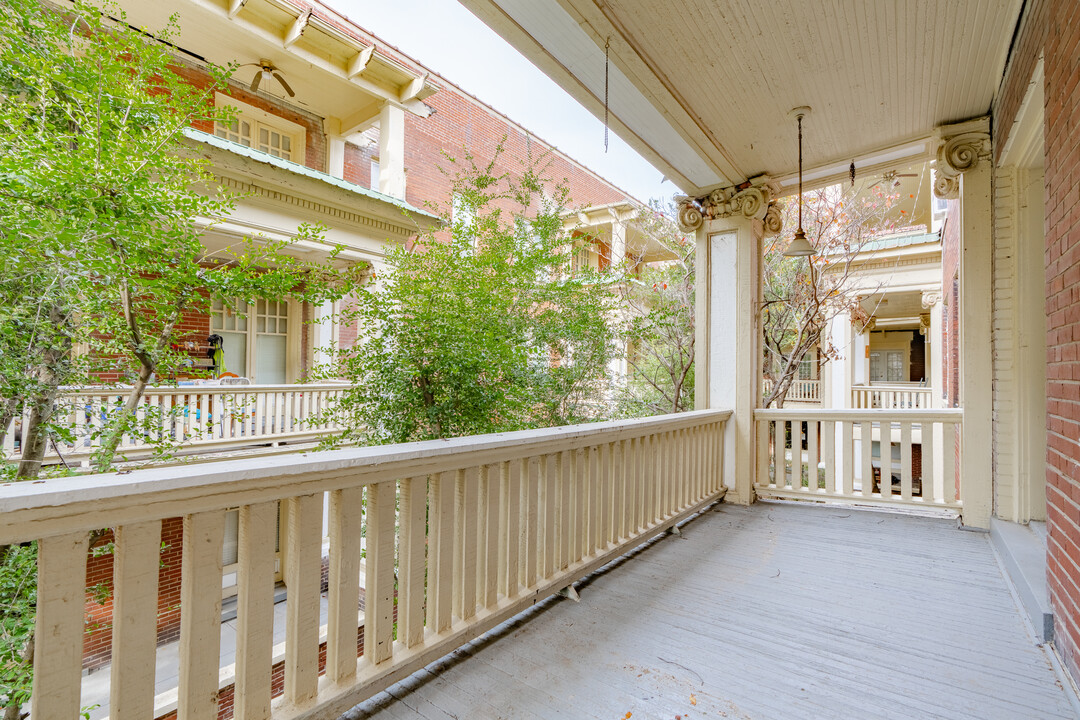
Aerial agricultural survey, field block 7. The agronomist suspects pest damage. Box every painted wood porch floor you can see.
[341,502,1077,720]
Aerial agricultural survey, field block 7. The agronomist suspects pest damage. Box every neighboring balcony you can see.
[761,378,822,404]
[2,382,349,465]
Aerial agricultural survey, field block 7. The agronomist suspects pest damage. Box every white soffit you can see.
[464,0,1022,196]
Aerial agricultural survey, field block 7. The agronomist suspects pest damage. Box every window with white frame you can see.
[213,93,305,164]
[210,298,291,384]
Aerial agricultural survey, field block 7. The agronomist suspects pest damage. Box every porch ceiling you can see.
[460,0,1023,196]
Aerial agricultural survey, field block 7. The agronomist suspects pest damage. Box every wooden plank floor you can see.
[341,502,1077,720]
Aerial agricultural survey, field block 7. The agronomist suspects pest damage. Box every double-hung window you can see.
[213,93,305,164]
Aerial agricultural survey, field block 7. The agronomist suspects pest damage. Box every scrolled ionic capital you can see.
[921,290,942,309]
[933,125,991,199]
[675,196,704,232]
[762,201,784,237]
[675,177,778,232]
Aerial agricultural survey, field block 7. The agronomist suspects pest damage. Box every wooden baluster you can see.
[900,422,914,500]
[644,433,656,525]
[791,421,803,490]
[178,511,225,720]
[497,461,520,599]
[774,419,785,489]
[557,450,571,571]
[284,390,294,435]
[881,419,893,497]
[861,420,874,497]
[365,481,396,665]
[235,502,277,719]
[73,394,86,454]
[611,439,625,541]
[111,521,162,719]
[943,422,958,504]
[842,421,855,496]
[541,454,557,578]
[757,420,770,490]
[31,531,89,720]
[716,421,726,494]
[399,476,428,646]
[429,471,455,631]
[924,420,936,503]
[575,448,588,562]
[327,489,363,683]
[454,467,479,621]
[284,494,322,703]
[521,457,539,586]
[478,465,500,608]
[822,420,835,494]
[807,420,819,491]
[199,392,210,441]
[598,443,611,548]
[623,438,636,531]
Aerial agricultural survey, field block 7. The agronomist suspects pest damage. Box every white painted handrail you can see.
[851,385,933,409]
[754,408,962,510]
[2,409,730,719]
[2,383,350,463]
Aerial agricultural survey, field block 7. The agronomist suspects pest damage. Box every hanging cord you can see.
[604,36,610,153]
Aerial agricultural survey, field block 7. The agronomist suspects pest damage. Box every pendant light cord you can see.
[797,114,803,233]
[604,37,610,153]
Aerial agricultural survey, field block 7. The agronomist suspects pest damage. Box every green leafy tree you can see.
[615,203,696,416]
[324,146,615,443]
[0,0,363,709]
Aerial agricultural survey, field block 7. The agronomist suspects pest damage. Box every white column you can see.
[853,330,869,386]
[827,314,853,410]
[923,293,944,408]
[325,118,346,180]
[695,213,762,505]
[936,120,993,530]
[610,218,627,270]
[378,101,406,200]
[312,300,339,371]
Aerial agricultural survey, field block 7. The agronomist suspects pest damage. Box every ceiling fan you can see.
[872,170,918,190]
[240,59,295,97]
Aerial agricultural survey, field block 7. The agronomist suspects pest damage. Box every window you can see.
[370,159,380,191]
[210,298,291,384]
[213,93,305,164]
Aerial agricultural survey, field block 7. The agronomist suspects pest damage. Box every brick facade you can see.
[1041,0,1080,684]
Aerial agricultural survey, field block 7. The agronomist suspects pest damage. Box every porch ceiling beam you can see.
[282,9,311,49]
[398,72,430,103]
[768,136,935,198]
[339,101,383,137]
[227,0,244,19]
[347,45,376,79]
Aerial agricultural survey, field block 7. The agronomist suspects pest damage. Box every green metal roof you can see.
[183,127,438,221]
[859,231,940,253]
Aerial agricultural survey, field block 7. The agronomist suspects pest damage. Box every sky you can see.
[333,0,674,205]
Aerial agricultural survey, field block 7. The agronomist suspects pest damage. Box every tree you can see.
[0,1,362,710]
[615,202,696,416]
[0,0,363,477]
[323,145,616,444]
[761,184,900,408]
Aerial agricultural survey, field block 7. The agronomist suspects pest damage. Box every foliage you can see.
[762,184,901,407]
[0,545,36,713]
[0,0,364,477]
[323,145,616,443]
[614,202,696,416]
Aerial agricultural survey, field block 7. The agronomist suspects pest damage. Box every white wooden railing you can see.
[851,384,933,409]
[2,383,349,463]
[762,378,821,403]
[755,408,962,509]
[3,409,729,719]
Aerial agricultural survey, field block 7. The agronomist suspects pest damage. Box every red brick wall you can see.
[1042,0,1080,684]
[83,518,184,669]
[992,0,1050,163]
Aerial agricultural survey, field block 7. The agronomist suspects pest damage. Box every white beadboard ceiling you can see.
[460,0,1022,196]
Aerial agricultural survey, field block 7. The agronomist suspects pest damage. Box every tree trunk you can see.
[92,362,153,472]
[16,315,70,480]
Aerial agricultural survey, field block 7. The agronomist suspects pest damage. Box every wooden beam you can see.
[283,9,311,49]
[340,99,382,136]
[347,45,375,79]
[398,72,429,102]
[227,0,245,19]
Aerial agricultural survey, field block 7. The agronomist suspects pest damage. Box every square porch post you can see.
[685,186,779,505]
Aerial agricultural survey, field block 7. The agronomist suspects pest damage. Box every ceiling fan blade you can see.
[250,70,262,93]
[273,72,295,97]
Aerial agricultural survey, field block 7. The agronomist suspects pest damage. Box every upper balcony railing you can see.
[4,409,730,719]
[852,384,934,410]
[761,378,821,404]
[2,382,350,464]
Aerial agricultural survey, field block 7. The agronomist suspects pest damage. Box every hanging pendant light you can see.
[784,106,816,257]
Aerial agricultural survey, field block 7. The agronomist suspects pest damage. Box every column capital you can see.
[676,176,782,235]
[921,290,942,308]
[933,118,991,199]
